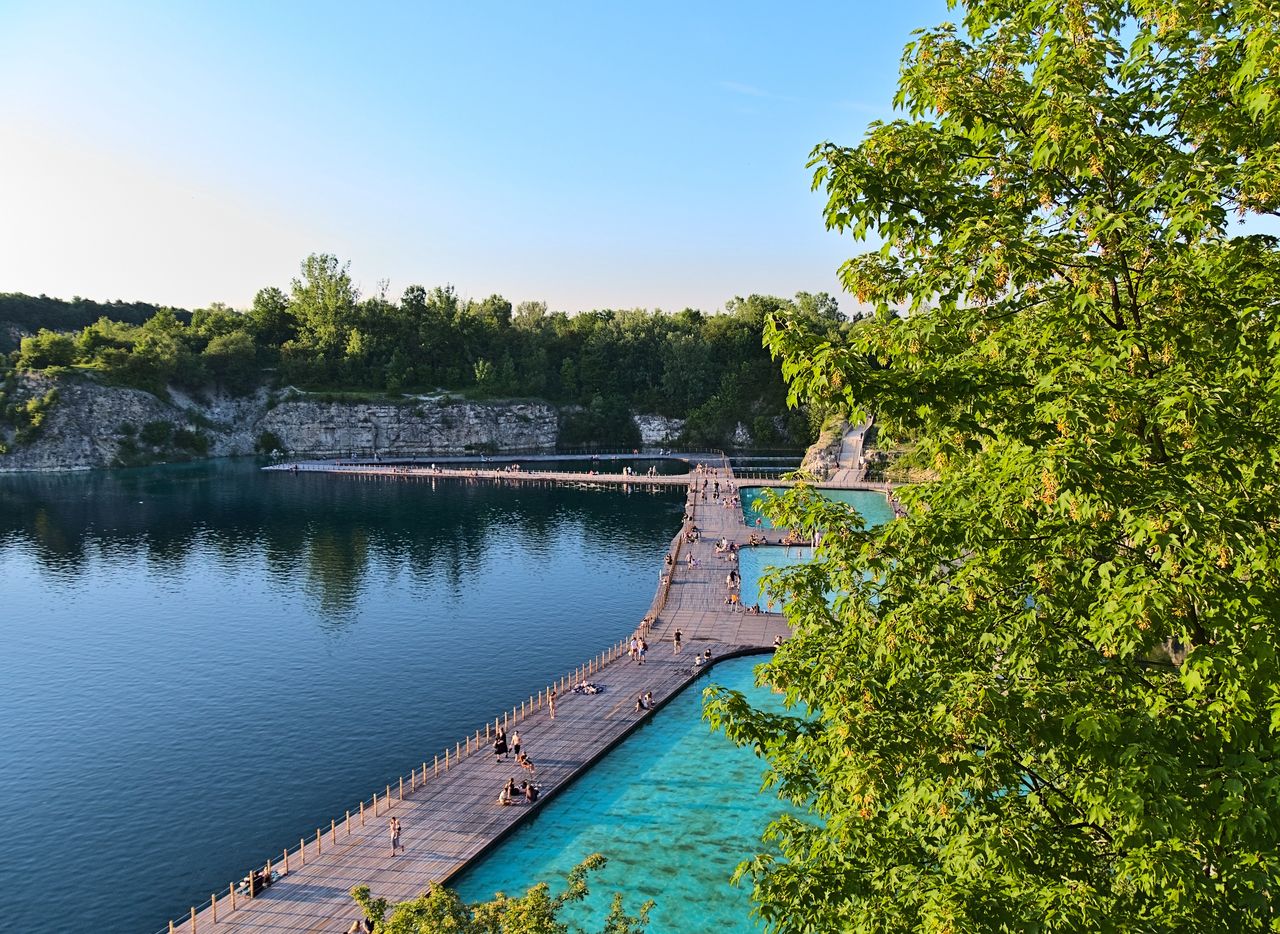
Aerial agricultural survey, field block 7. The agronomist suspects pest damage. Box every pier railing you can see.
[157,632,652,934]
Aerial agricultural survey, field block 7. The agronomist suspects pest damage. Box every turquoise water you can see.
[454,655,790,933]
[0,460,683,933]
[740,487,894,530]
[737,490,893,609]
[738,546,813,611]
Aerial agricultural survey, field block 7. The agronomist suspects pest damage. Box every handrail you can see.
[161,631,643,934]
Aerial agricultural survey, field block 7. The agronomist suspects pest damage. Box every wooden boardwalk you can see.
[170,464,818,934]
[264,460,892,493]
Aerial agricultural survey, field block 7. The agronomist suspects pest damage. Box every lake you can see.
[0,459,684,933]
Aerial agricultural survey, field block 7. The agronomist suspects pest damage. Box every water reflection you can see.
[0,459,683,934]
[0,460,681,624]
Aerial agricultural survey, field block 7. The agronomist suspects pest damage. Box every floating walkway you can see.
[163,458,867,934]
[262,454,892,493]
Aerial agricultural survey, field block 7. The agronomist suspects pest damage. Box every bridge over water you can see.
[159,456,887,933]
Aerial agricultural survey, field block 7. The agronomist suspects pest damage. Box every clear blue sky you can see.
[0,1,949,313]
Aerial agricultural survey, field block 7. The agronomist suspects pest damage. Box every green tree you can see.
[350,853,652,933]
[292,253,360,357]
[202,330,259,391]
[708,2,1280,932]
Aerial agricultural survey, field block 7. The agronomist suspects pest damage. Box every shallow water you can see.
[454,654,792,933]
[739,486,894,530]
[0,460,683,933]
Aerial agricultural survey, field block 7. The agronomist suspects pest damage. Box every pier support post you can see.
[346,810,351,834]
[211,893,217,923]
[435,754,439,776]
[386,784,391,806]
[316,828,322,855]
[373,792,378,816]
[445,748,450,770]
[231,881,237,910]
[191,906,196,933]
[284,847,289,873]
[331,819,337,844]
[300,837,305,866]
[399,777,404,801]
[360,800,365,826]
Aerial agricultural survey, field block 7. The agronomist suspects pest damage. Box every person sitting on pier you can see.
[524,781,540,803]
[498,776,517,806]
[644,690,654,709]
[517,751,536,773]
[635,694,645,712]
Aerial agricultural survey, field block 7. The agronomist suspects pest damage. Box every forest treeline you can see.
[0,292,191,352]
[5,254,845,446]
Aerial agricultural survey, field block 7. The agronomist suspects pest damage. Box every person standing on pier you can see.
[494,727,509,760]
[549,687,557,720]
[511,730,522,759]
[389,817,403,856]
[673,628,683,654]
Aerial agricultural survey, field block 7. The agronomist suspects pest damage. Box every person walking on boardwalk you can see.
[511,730,522,759]
[630,636,640,662]
[389,817,403,856]
[549,687,557,720]
[673,627,683,654]
[638,638,648,665]
[494,726,509,760]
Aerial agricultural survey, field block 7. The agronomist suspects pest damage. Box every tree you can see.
[707,2,1280,932]
[350,853,653,933]
[291,253,360,357]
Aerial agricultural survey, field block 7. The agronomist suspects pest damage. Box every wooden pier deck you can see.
[264,459,892,493]
[170,462,827,934]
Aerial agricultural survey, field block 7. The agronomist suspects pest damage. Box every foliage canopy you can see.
[709,1,1280,931]
[349,853,653,934]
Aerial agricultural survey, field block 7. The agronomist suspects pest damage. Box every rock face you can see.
[632,414,685,445]
[258,397,558,458]
[0,374,559,471]
[798,417,850,480]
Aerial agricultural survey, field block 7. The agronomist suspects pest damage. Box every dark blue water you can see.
[0,460,683,933]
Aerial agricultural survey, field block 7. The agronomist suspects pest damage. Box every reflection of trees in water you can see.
[0,461,684,625]
[304,525,369,623]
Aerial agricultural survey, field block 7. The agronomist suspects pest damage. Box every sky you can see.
[0,0,951,314]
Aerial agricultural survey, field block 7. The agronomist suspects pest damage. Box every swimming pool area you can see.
[737,546,813,611]
[739,486,895,530]
[453,654,794,933]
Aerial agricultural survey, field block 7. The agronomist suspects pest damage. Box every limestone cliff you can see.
[0,375,559,472]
